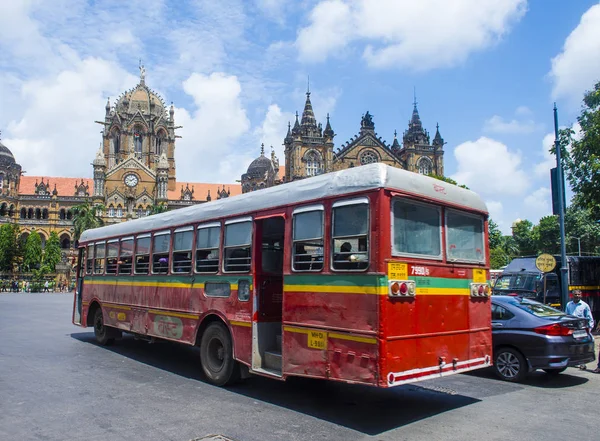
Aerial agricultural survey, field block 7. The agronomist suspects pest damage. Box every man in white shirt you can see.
[565,289,594,331]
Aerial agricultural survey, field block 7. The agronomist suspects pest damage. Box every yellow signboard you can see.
[535,254,556,273]
[472,269,486,283]
[388,262,408,280]
[308,330,328,350]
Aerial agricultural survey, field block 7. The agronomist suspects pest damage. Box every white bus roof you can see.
[79,163,487,244]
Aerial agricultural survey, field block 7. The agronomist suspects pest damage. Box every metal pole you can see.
[577,238,581,256]
[554,104,569,309]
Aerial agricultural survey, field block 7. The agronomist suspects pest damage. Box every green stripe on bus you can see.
[408,276,471,289]
[285,274,387,287]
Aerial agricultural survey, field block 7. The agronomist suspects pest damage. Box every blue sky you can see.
[1,0,599,233]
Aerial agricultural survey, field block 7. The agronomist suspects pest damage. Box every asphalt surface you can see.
[0,293,597,441]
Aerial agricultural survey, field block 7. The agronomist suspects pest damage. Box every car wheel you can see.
[494,347,527,382]
[543,367,568,375]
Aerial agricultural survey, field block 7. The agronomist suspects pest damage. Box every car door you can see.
[491,302,517,348]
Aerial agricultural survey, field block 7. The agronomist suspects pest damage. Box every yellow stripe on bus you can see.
[415,288,471,296]
[569,285,600,290]
[230,320,252,328]
[147,309,199,320]
[103,303,131,311]
[284,326,377,344]
[84,280,248,290]
[284,285,388,295]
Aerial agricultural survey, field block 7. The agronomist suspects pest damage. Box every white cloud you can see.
[296,0,527,70]
[255,0,291,24]
[550,4,600,104]
[483,114,541,134]
[523,187,551,215]
[533,122,581,179]
[451,137,530,196]
[253,104,294,165]
[5,58,137,178]
[175,72,252,183]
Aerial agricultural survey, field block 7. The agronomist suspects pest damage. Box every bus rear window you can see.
[94,242,105,274]
[135,235,151,274]
[331,199,369,271]
[86,245,94,274]
[392,198,441,258]
[152,232,171,274]
[446,210,484,263]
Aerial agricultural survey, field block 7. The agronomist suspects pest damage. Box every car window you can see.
[494,276,511,290]
[492,304,514,320]
[504,297,565,317]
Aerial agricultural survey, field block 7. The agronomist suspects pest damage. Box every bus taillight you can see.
[389,280,416,297]
[470,283,489,297]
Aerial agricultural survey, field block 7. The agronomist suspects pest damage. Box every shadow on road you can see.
[465,365,590,388]
[72,331,480,435]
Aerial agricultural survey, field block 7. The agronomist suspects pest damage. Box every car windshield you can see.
[503,297,565,318]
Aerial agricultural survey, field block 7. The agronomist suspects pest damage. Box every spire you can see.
[411,88,422,127]
[300,90,317,128]
[292,111,300,134]
[139,59,146,85]
[260,143,265,156]
[391,129,401,152]
[324,113,334,138]
[432,122,444,148]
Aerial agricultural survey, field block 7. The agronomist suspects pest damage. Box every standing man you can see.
[44,280,49,293]
[565,289,595,331]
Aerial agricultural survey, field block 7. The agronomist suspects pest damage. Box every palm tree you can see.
[72,202,105,243]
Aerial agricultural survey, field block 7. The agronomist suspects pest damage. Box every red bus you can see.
[73,163,492,387]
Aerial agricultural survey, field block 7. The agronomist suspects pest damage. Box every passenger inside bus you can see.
[294,244,312,270]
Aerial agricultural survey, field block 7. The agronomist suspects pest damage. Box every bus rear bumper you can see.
[386,355,491,387]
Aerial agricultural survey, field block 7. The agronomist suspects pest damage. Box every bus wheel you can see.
[93,308,115,346]
[200,322,238,386]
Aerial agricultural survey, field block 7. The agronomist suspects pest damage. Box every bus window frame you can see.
[151,230,171,275]
[105,239,120,275]
[195,222,221,274]
[223,217,252,274]
[86,244,94,275]
[172,226,194,274]
[118,236,134,275]
[445,208,485,264]
[330,197,370,272]
[292,204,324,272]
[390,197,443,261]
[94,241,106,275]
[134,233,151,275]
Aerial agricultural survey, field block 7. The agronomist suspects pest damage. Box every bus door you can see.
[251,215,285,375]
[73,247,85,325]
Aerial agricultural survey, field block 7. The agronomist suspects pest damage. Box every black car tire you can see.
[543,367,568,375]
[494,347,527,382]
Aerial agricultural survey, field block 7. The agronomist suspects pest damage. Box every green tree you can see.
[559,81,600,219]
[148,203,168,215]
[511,219,536,256]
[72,203,104,242]
[44,231,62,272]
[533,215,560,254]
[23,230,43,271]
[488,219,503,249]
[0,224,19,272]
[565,205,600,255]
[490,247,509,270]
[427,174,469,190]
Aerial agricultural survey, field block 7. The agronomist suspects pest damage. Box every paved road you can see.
[0,293,597,441]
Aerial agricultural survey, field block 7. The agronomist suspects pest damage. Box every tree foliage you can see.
[23,230,43,271]
[560,81,600,219]
[148,203,168,216]
[72,203,104,242]
[44,231,62,272]
[488,219,503,249]
[532,216,560,255]
[511,220,536,256]
[0,224,19,272]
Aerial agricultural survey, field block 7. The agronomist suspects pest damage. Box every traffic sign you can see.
[535,254,556,273]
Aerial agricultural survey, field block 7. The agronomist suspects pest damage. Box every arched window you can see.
[42,208,48,219]
[27,208,33,219]
[137,206,143,218]
[108,205,115,217]
[35,208,41,219]
[116,205,123,218]
[66,210,73,220]
[111,129,120,155]
[39,234,46,250]
[59,209,66,220]
[134,128,143,157]
[304,150,323,177]
[0,203,6,216]
[156,129,167,155]
[60,234,71,250]
[417,157,433,175]
[9,205,15,217]
[0,174,4,189]
[20,208,26,219]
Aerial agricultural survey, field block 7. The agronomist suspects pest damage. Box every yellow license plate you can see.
[308,330,327,350]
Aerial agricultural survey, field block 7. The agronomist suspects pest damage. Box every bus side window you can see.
[196,224,220,273]
[134,235,151,274]
[119,238,134,275]
[292,206,324,271]
[106,241,119,274]
[172,228,193,273]
[331,199,369,271]
[152,231,171,274]
[94,242,106,274]
[224,220,251,273]
[86,244,94,275]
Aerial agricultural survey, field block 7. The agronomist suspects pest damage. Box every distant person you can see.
[44,280,49,293]
[565,289,594,332]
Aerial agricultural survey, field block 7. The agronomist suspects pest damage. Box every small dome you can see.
[246,154,273,178]
[511,218,522,228]
[0,141,17,167]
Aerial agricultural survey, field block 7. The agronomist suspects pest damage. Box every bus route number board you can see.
[308,330,328,350]
[388,262,408,280]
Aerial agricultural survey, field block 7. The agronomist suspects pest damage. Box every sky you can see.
[1,0,599,234]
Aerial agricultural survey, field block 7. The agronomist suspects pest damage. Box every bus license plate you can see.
[573,330,588,339]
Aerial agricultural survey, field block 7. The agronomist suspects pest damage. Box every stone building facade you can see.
[241,91,445,192]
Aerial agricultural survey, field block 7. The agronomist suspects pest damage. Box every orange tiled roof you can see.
[19,176,92,196]
[169,182,242,201]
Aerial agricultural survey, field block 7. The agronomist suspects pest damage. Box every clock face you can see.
[124,174,139,187]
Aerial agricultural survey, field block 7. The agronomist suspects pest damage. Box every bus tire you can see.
[200,322,238,386]
[93,308,115,346]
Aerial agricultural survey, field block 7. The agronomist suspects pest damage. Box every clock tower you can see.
[94,63,181,221]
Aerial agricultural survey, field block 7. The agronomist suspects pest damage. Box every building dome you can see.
[0,141,17,167]
[114,83,166,117]
[246,149,274,178]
